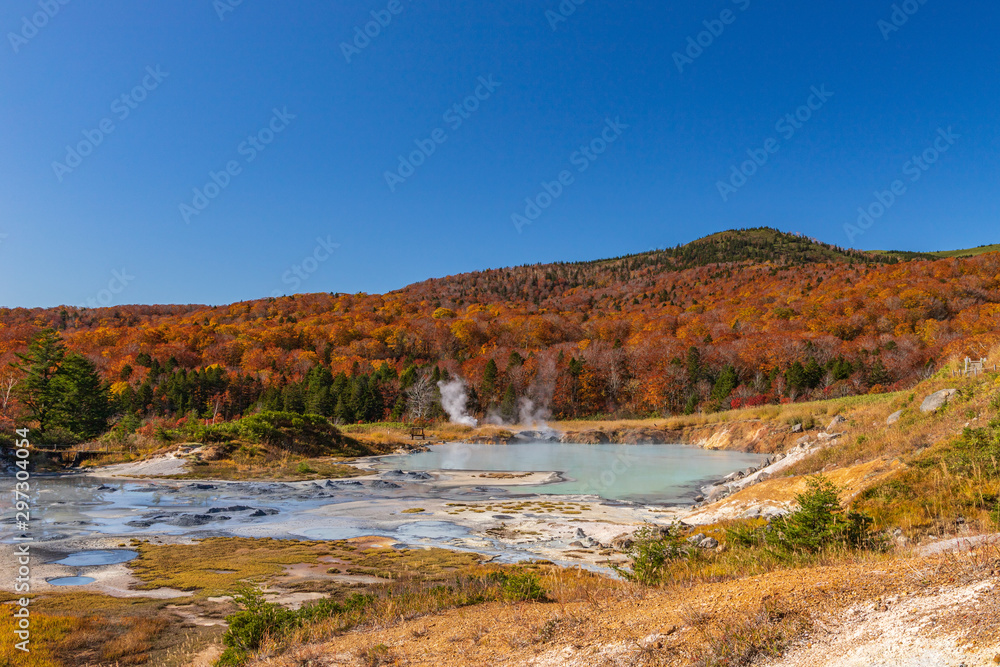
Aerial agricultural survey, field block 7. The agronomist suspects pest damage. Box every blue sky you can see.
[1,0,997,308]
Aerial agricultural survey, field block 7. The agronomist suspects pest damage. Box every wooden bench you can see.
[409,427,426,440]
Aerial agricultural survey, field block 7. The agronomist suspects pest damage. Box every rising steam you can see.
[437,379,478,427]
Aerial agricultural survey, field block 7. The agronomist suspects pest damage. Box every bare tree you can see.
[406,374,435,422]
[0,374,16,419]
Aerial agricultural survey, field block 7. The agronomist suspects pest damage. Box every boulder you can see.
[566,429,611,444]
[686,533,706,545]
[706,485,729,502]
[886,410,904,425]
[791,423,804,433]
[920,389,957,413]
[827,415,848,430]
[611,533,634,550]
[698,536,719,549]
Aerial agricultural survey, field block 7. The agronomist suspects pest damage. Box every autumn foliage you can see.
[1,229,997,427]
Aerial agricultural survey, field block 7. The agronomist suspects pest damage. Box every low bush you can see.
[217,586,371,666]
[613,524,689,585]
[493,571,547,602]
[764,476,879,555]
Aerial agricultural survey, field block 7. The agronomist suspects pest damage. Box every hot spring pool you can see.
[377,442,768,503]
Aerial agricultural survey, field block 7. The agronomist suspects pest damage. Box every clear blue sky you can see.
[1,0,997,308]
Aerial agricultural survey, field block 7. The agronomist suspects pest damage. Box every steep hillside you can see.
[2,229,1000,435]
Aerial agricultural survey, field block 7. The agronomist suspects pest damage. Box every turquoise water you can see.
[379,442,768,503]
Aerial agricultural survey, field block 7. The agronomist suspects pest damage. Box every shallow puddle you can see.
[52,549,138,567]
[48,576,96,586]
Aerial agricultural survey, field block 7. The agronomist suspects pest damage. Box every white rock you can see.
[920,389,956,413]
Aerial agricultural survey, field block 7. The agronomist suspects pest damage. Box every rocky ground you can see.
[251,542,1000,667]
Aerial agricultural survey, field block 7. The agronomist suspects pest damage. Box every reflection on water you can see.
[48,576,96,586]
[378,442,768,503]
[52,550,138,567]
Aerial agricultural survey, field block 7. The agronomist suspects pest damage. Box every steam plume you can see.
[437,379,478,427]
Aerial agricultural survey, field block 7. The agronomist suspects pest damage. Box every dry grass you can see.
[0,597,192,667]
[166,454,363,481]
[129,537,483,598]
[254,547,1000,667]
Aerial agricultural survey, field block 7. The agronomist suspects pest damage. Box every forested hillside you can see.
[3,228,999,441]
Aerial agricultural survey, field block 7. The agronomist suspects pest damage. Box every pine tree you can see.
[11,329,66,435]
[500,385,518,423]
[54,353,111,439]
[482,359,498,400]
[710,365,739,404]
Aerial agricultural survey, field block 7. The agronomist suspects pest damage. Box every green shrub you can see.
[765,476,878,555]
[296,462,315,474]
[216,586,372,666]
[498,571,547,602]
[216,586,298,666]
[613,524,688,585]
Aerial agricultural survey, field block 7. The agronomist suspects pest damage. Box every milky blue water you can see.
[52,550,138,567]
[378,442,768,503]
[48,576,96,586]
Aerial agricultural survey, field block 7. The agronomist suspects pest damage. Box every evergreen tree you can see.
[11,329,66,435]
[400,365,417,388]
[390,394,407,421]
[500,385,518,423]
[785,361,807,393]
[481,359,498,399]
[53,353,111,439]
[866,358,892,387]
[803,357,824,389]
[710,365,739,404]
[685,347,702,386]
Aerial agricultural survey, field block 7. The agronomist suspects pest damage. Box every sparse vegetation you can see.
[762,476,879,555]
[613,524,690,585]
[686,601,811,667]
